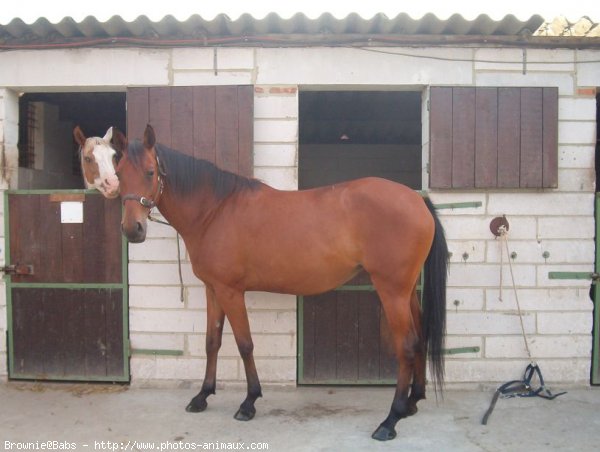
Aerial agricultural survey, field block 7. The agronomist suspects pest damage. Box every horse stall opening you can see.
[5,92,129,382]
[298,90,422,384]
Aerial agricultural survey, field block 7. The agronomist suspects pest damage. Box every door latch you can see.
[1,264,34,276]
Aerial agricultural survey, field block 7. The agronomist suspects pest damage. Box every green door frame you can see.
[4,189,130,382]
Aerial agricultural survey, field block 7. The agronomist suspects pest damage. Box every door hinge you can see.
[1,264,34,276]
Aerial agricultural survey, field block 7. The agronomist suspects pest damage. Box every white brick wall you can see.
[0,45,597,387]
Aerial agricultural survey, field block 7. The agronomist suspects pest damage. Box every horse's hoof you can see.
[234,407,256,421]
[185,398,207,413]
[371,424,397,441]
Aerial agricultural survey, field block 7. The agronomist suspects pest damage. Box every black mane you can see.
[128,140,262,200]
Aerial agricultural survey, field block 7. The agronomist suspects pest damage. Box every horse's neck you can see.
[156,187,221,238]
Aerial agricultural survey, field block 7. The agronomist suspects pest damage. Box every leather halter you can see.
[121,155,165,209]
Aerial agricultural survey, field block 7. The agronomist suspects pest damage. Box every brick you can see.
[155,356,238,381]
[128,262,199,285]
[576,87,596,97]
[268,87,297,94]
[443,216,537,241]
[487,239,594,264]
[172,48,253,70]
[538,216,594,239]
[0,353,6,376]
[256,47,473,85]
[475,72,575,95]
[537,312,592,334]
[485,335,591,359]
[254,167,297,190]
[255,358,296,382]
[448,263,536,287]
[0,304,6,332]
[576,52,600,86]
[0,48,169,87]
[486,288,593,312]
[558,121,596,145]
[559,97,597,120]
[474,48,575,72]
[447,312,535,335]
[559,146,595,169]
[248,311,296,334]
[446,288,485,311]
[254,95,298,119]
[130,286,189,309]
[173,71,253,86]
[487,193,593,216]
[187,332,240,358]
[130,309,205,333]
[444,360,533,383]
[186,286,208,310]
[128,238,181,261]
[254,119,298,143]
[130,333,185,352]
[254,144,297,167]
[559,168,595,191]
[145,221,178,239]
[447,241,485,263]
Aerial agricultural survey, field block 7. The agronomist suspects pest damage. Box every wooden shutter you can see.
[430,87,558,189]
[127,86,253,176]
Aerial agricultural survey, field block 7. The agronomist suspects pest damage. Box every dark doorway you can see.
[17,92,126,190]
[298,90,422,384]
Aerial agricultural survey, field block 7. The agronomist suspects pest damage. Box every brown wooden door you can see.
[126,86,253,175]
[6,191,128,381]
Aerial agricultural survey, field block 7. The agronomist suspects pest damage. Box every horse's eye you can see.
[146,170,155,178]
[84,156,93,163]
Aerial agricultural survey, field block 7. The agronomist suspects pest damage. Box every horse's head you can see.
[73,126,120,198]
[113,125,163,243]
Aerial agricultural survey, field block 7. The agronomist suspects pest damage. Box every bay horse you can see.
[113,125,448,441]
[73,126,120,198]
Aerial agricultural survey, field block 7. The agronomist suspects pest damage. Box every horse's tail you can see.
[422,197,448,394]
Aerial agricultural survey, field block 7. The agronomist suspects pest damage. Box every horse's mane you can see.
[128,140,262,200]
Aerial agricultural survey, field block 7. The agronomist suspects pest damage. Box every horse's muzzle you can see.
[122,220,147,243]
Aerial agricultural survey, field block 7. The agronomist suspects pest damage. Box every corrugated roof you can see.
[0,12,551,49]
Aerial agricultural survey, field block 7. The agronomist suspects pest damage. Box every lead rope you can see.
[482,225,566,425]
[148,213,185,303]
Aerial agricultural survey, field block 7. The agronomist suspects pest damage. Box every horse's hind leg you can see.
[407,285,426,416]
[187,285,225,413]
[370,278,418,441]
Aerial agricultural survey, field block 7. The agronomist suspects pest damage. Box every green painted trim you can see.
[130,348,184,356]
[433,201,483,210]
[593,194,600,385]
[334,285,375,292]
[6,189,97,195]
[7,372,130,382]
[297,295,305,383]
[548,272,594,280]
[4,191,15,379]
[300,379,396,386]
[444,346,480,355]
[10,283,126,289]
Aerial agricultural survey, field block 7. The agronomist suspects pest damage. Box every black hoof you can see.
[234,407,256,421]
[371,424,397,441]
[185,398,207,413]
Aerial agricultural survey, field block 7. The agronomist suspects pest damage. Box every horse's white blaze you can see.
[91,143,119,198]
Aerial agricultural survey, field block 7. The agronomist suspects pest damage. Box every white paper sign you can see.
[61,202,84,223]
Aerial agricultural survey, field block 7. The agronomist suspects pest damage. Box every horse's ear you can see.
[111,128,128,155]
[102,126,113,143]
[73,126,86,147]
[143,124,156,149]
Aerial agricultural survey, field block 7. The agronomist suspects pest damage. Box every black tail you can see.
[422,197,448,394]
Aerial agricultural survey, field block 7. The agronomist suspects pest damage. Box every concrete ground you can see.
[1,383,598,452]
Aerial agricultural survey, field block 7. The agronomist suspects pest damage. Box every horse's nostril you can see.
[136,222,144,233]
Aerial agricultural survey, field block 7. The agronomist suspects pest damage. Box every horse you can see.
[73,126,120,198]
[112,124,448,441]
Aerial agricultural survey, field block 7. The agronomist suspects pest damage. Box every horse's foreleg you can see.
[186,285,225,413]
[370,280,416,441]
[218,288,262,421]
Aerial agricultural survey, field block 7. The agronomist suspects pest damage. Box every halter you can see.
[121,155,165,210]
